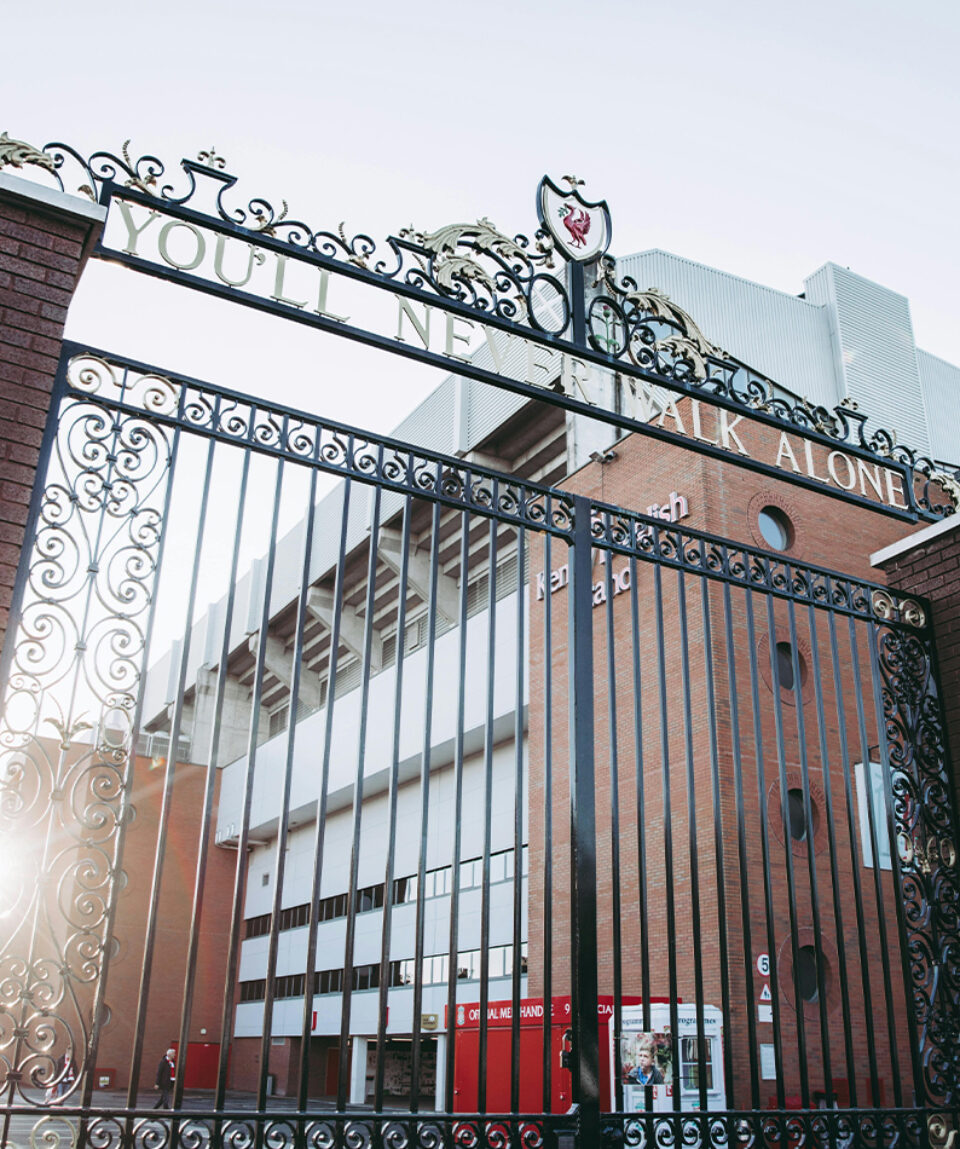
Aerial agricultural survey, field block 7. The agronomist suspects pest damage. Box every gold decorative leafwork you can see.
[119,139,157,195]
[871,588,926,628]
[196,147,227,170]
[594,266,727,381]
[930,468,960,513]
[0,132,56,174]
[900,597,927,628]
[399,218,531,314]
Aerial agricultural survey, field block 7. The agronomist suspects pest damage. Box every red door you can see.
[170,1042,221,1089]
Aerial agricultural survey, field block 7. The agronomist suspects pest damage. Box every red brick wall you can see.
[527,418,930,1108]
[92,754,235,1094]
[874,521,960,812]
[0,180,102,652]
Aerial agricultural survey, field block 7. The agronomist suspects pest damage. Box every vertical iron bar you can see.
[569,262,587,348]
[866,620,925,1106]
[443,505,473,1112]
[805,601,857,1103]
[126,435,217,1107]
[510,525,526,1113]
[444,507,471,1113]
[764,589,809,1108]
[651,555,680,1112]
[256,453,318,1113]
[628,552,651,1038]
[825,609,875,1108]
[569,494,600,1143]
[603,533,624,1114]
[721,581,759,1109]
[677,567,708,1112]
[847,616,903,1106]
[214,446,286,1111]
[744,592,786,1108]
[785,594,833,1101]
[374,495,413,1113]
[296,479,353,1110]
[477,512,499,1112]
[336,476,383,1109]
[700,574,734,1109]
[408,496,442,1113]
[541,514,554,1114]
[172,446,252,1110]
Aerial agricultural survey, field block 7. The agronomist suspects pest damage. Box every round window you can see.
[758,506,793,551]
[796,945,820,1003]
[787,789,807,841]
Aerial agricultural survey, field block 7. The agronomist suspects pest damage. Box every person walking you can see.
[153,1048,175,1108]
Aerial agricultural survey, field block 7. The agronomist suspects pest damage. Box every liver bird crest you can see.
[560,204,591,248]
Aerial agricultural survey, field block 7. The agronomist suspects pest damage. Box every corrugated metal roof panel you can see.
[616,250,838,406]
[805,263,930,457]
[917,350,960,464]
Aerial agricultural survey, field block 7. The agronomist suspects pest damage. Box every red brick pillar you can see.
[872,517,960,810]
[0,170,105,653]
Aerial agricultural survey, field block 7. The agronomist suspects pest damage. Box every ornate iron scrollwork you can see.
[874,619,960,1106]
[0,379,172,1105]
[63,350,575,540]
[2,132,957,520]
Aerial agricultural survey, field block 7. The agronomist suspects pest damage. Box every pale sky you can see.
[3,0,958,436]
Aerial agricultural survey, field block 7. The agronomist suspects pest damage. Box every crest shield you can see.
[537,175,612,263]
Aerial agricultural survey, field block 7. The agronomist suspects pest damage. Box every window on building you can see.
[245,913,272,939]
[393,847,523,905]
[787,789,808,842]
[679,1036,714,1092]
[854,761,892,869]
[796,945,821,1003]
[758,506,793,551]
[268,705,289,738]
[389,943,526,988]
[356,883,384,913]
[775,643,796,691]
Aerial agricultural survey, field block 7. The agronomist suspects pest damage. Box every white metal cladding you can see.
[140,375,524,728]
[804,262,931,457]
[917,350,960,463]
[616,250,839,405]
[390,374,458,457]
[463,331,530,447]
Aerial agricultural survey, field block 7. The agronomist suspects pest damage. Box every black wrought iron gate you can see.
[0,341,957,1149]
[0,136,958,1149]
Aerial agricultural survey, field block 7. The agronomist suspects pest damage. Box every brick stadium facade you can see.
[2,170,959,1113]
[528,415,947,1108]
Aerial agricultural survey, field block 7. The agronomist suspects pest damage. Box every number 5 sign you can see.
[756,953,770,978]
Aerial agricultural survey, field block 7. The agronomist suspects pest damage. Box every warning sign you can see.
[760,984,771,1001]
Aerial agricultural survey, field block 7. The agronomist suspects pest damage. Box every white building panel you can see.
[804,263,931,457]
[917,350,960,463]
[217,592,528,842]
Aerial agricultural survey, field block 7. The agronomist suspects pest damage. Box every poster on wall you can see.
[619,1030,672,1110]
